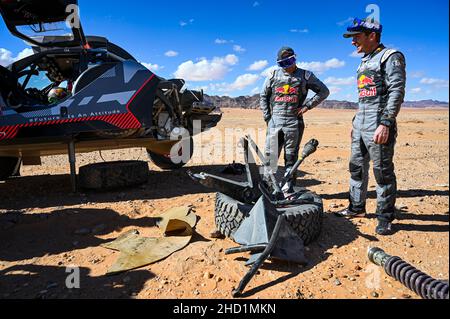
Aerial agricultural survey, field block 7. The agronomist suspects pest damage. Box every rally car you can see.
[0,0,222,188]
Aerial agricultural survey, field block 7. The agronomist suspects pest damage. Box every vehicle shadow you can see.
[322,189,449,200]
[0,165,323,211]
[0,263,155,299]
[0,208,163,262]
[0,165,225,211]
[233,212,378,298]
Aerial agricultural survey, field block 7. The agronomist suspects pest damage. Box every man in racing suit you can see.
[336,18,407,236]
[261,47,329,193]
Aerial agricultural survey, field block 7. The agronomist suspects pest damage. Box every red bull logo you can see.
[358,75,375,89]
[275,85,299,95]
[358,75,378,98]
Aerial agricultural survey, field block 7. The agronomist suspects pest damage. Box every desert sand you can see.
[0,108,448,299]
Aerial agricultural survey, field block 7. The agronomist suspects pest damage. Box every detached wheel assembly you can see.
[189,136,326,297]
[215,189,323,245]
[79,160,149,191]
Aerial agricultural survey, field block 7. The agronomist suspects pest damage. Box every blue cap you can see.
[343,18,383,38]
[277,47,295,61]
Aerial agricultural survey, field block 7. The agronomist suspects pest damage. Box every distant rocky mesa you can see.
[205,94,449,110]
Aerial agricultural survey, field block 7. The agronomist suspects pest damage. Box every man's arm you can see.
[382,52,407,125]
[374,52,406,144]
[304,73,330,110]
[260,73,273,122]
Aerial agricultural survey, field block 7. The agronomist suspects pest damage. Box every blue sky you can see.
[1,0,449,101]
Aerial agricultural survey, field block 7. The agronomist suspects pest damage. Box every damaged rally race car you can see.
[0,0,221,189]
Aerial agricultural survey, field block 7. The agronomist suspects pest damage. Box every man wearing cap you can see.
[336,18,407,236]
[260,47,330,194]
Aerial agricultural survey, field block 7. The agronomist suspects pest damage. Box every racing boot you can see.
[282,179,296,197]
[335,206,366,218]
[376,220,394,236]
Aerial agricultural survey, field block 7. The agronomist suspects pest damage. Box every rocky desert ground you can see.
[0,108,448,299]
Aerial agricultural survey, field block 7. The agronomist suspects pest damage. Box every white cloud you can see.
[0,48,34,66]
[233,45,246,53]
[227,74,260,91]
[142,62,163,72]
[410,88,423,94]
[215,39,229,44]
[324,76,355,86]
[420,78,449,88]
[215,38,234,44]
[290,29,309,33]
[248,60,268,71]
[16,48,34,60]
[251,87,261,95]
[173,54,239,81]
[224,55,239,65]
[337,17,354,26]
[410,71,425,79]
[328,86,343,96]
[165,50,179,57]
[261,65,278,78]
[210,73,260,92]
[0,48,14,66]
[350,50,363,58]
[180,19,194,27]
[192,85,209,92]
[297,58,345,74]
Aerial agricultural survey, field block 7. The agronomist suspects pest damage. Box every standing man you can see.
[336,18,407,236]
[261,47,329,193]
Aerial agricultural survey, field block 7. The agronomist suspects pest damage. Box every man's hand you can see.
[373,125,390,145]
[298,107,309,117]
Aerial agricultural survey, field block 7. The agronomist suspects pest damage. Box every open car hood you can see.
[0,0,87,47]
[0,0,78,25]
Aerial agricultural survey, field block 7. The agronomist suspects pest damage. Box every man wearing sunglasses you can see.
[335,18,407,236]
[261,47,329,194]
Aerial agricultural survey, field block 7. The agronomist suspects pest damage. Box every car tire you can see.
[0,157,21,181]
[214,189,324,245]
[79,160,149,191]
[214,192,253,238]
[147,137,194,170]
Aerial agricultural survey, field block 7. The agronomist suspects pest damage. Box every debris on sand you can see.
[101,206,197,275]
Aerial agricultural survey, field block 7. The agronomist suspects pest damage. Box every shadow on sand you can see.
[0,263,155,299]
[230,212,378,298]
[0,165,323,211]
